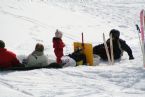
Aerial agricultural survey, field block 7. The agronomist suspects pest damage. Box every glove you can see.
[129,56,134,60]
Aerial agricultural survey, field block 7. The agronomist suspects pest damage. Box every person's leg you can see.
[56,57,62,64]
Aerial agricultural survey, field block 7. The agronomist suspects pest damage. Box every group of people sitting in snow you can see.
[0,29,134,69]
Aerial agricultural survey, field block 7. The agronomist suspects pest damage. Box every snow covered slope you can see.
[0,0,145,97]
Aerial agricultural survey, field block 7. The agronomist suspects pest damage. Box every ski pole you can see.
[82,32,85,50]
[136,24,143,54]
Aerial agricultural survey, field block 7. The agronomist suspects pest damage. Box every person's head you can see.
[0,40,5,48]
[55,29,63,38]
[35,43,44,52]
[109,29,120,39]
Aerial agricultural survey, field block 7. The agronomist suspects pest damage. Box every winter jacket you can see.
[0,48,20,68]
[68,49,87,65]
[53,37,65,63]
[26,51,49,67]
[61,56,76,67]
[93,38,134,60]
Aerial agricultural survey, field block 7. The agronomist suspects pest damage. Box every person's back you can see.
[25,43,49,67]
[0,40,20,68]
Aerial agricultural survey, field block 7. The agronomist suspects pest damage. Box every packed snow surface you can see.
[0,0,145,97]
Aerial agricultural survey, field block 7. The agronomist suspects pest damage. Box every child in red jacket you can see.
[53,29,65,64]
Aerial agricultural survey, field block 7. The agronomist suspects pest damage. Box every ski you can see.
[103,33,112,65]
[110,33,114,64]
[140,9,145,67]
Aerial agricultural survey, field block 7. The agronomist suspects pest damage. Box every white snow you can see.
[0,0,145,97]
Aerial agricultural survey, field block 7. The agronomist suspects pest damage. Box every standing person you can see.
[25,43,50,67]
[93,29,134,61]
[0,40,21,68]
[53,29,65,64]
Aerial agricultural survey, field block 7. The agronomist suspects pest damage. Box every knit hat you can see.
[0,40,5,48]
[109,29,120,39]
[35,43,44,52]
[55,29,62,38]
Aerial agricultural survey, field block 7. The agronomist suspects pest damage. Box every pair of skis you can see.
[103,33,114,65]
[136,9,145,67]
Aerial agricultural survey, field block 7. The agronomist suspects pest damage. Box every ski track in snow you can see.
[0,76,33,96]
[1,66,145,97]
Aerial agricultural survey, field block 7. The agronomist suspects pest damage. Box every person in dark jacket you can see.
[93,29,134,61]
[53,29,65,64]
[68,48,87,65]
[0,40,21,68]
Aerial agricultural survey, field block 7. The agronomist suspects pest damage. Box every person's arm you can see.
[58,39,65,48]
[53,38,65,48]
[120,39,134,60]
